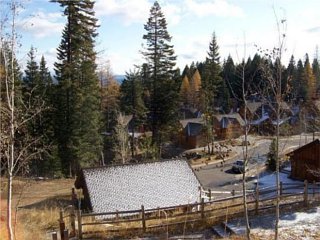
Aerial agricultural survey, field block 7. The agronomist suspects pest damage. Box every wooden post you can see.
[71,188,77,206]
[51,232,58,240]
[208,189,212,201]
[77,210,82,239]
[141,205,146,233]
[200,198,205,219]
[304,180,308,207]
[70,207,76,237]
[59,210,65,240]
[255,185,259,215]
[63,229,69,240]
[116,210,119,220]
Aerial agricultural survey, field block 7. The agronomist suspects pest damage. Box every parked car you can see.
[232,160,247,173]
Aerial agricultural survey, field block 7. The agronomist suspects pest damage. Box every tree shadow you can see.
[18,195,73,210]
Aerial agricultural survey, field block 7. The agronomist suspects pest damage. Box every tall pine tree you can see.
[141,1,178,155]
[201,32,222,112]
[22,48,58,176]
[53,0,102,174]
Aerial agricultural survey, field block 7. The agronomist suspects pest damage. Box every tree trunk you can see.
[7,173,13,240]
[242,98,251,240]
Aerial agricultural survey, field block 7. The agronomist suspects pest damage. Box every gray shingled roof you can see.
[246,102,263,114]
[179,118,204,128]
[81,160,201,214]
[214,113,245,127]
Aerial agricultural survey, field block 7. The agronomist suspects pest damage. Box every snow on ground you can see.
[250,206,320,240]
[257,172,301,187]
[229,171,320,239]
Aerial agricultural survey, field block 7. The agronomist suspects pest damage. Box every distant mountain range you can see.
[114,75,125,84]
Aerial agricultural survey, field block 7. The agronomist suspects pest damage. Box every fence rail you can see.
[57,181,320,239]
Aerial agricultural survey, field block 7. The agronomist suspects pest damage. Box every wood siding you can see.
[290,140,320,182]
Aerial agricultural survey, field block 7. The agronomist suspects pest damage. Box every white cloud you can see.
[18,11,64,38]
[185,0,245,18]
[95,0,151,25]
[162,3,183,26]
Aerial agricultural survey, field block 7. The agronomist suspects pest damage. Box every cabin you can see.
[74,160,202,214]
[288,139,320,182]
[239,101,263,121]
[179,118,207,149]
[213,113,245,139]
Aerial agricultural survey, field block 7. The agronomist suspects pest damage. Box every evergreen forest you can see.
[1,0,320,177]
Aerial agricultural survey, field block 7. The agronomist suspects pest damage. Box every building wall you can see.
[290,143,320,182]
[214,123,243,140]
[179,133,207,149]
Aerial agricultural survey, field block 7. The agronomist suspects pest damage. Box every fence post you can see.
[208,189,212,201]
[255,185,259,215]
[59,210,65,240]
[201,198,205,219]
[116,210,119,220]
[51,232,58,240]
[70,206,76,237]
[71,188,77,206]
[304,180,308,207]
[141,205,146,233]
[77,210,82,239]
[63,229,69,240]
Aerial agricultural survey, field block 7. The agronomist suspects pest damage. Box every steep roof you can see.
[121,114,133,126]
[179,118,204,128]
[76,160,201,214]
[246,101,263,114]
[288,139,320,156]
[214,113,245,127]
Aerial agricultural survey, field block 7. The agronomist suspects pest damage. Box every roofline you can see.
[288,139,320,155]
[77,159,203,190]
[79,159,192,171]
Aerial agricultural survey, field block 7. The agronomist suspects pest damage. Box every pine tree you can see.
[202,32,222,111]
[141,1,178,154]
[22,48,56,176]
[223,55,237,94]
[295,59,307,101]
[38,56,60,176]
[23,46,40,92]
[285,55,297,101]
[304,54,317,101]
[267,138,277,171]
[53,0,102,173]
[312,58,320,95]
[200,32,222,153]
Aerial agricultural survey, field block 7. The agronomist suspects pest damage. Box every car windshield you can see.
[235,161,244,165]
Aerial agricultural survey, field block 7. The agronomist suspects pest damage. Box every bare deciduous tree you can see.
[258,9,287,240]
[1,2,47,239]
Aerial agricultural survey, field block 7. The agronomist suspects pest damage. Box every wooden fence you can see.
[56,181,320,239]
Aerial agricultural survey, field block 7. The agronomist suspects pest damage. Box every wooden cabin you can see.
[213,113,245,140]
[179,118,207,149]
[288,139,320,182]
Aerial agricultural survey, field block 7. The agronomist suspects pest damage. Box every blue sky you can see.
[9,0,320,75]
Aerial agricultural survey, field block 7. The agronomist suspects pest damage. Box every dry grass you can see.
[0,177,75,240]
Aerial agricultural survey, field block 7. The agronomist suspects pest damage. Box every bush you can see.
[267,138,277,171]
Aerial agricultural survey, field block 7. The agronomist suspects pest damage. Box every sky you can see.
[5,0,320,75]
